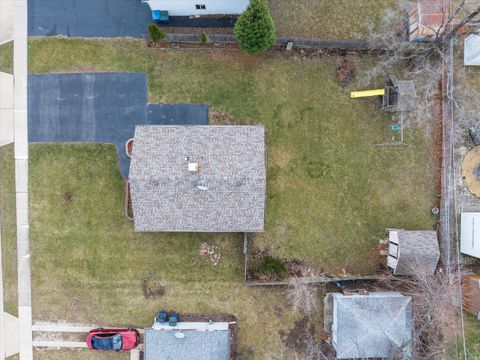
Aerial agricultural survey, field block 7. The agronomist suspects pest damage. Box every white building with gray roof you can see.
[129,125,266,232]
[324,292,412,359]
[144,321,231,360]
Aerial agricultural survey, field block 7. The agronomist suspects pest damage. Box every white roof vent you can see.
[175,332,185,339]
[188,162,199,172]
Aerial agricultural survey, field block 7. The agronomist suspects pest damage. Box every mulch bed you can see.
[124,181,133,220]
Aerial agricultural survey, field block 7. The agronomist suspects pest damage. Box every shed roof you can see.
[461,212,480,258]
[144,328,230,360]
[388,230,440,276]
[129,125,266,232]
[408,0,448,41]
[395,80,417,112]
[329,292,412,359]
[464,34,480,66]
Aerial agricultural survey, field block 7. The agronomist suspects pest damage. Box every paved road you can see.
[28,0,151,37]
[28,73,208,177]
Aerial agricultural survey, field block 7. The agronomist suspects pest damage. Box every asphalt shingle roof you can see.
[331,292,412,359]
[129,125,266,232]
[144,328,230,360]
[390,230,440,276]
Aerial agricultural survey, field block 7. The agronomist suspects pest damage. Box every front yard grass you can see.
[1,143,299,358]
[0,41,13,74]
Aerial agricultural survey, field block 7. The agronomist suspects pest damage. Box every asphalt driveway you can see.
[28,72,208,177]
[28,0,151,37]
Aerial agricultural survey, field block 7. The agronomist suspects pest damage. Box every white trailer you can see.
[141,0,249,16]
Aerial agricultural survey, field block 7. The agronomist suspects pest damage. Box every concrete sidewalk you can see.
[0,0,13,44]
[14,0,33,359]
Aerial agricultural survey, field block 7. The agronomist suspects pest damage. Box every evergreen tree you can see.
[234,0,276,54]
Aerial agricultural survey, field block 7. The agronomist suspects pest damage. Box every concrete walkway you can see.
[14,0,33,359]
[5,313,19,357]
[0,72,14,146]
[0,0,13,44]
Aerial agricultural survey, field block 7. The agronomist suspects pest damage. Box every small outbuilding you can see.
[387,230,440,276]
[463,273,480,319]
[324,292,412,359]
[464,33,480,66]
[408,0,448,42]
[461,212,480,258]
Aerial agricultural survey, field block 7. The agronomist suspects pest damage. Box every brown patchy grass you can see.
[269,0,398,40]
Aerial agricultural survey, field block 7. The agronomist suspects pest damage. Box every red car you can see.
[87,328,140,351]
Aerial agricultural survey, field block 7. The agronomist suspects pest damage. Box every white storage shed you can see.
[461,212,480,258]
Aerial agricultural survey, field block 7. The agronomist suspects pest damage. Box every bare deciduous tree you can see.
[361,0,480,138]
[286,277,319,316]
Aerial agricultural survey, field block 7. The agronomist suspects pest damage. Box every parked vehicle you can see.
[86,328,140,351]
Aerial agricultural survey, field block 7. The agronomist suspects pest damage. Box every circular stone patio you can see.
[462,146,480,197]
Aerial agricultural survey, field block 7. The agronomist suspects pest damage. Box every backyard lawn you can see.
[0,37,437,357]
[27,37,437,274]
[269,0,398,40]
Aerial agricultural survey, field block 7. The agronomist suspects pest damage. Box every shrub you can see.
[234,0,276,54]
[199,32,209,45]
[148,23,165,44]
[258,255,286,277]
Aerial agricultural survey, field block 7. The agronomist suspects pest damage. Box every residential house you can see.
[141,0,249,16]
[128,125,266,232]
[145,321,232,360]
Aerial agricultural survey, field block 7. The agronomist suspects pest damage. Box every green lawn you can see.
[0,41,13,74]
[28,37,437,274]
[1,143,299,358]
[269,0,398,40]
[0,142,17,315]
[465,313,480,359]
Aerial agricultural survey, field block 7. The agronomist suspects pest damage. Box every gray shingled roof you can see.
[389,230,440,276]
[329,292,412,359]
[129,125,266,232]
[144,328,230,360]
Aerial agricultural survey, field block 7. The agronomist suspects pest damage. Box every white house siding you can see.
[142,0,250,16]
